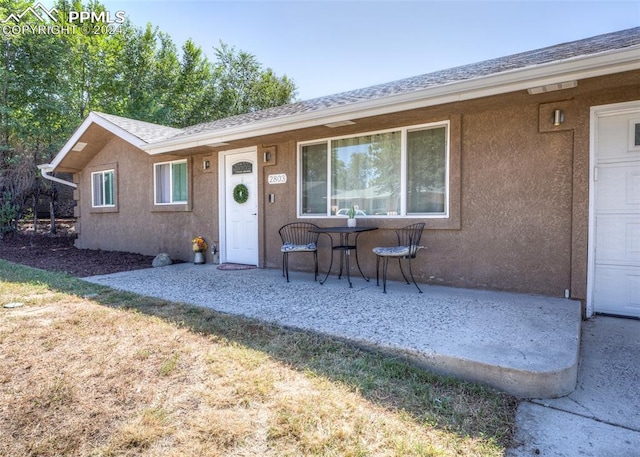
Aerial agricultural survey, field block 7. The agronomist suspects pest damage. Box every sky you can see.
[42,1,640,100]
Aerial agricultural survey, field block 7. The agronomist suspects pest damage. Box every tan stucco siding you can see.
[72,70,640,299]
[451,103,574,294]
[259,103,574,296]
[258,71,640,298]
[75,137,217,263]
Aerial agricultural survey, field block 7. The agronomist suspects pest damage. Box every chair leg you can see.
[313,251,318,281]
[382,257,389,293]
[284,253,290,282]
[282,253,286,277]
[407,258,423,293]
[376,255,380,286]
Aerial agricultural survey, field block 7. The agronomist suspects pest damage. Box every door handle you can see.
[252,213,257,216]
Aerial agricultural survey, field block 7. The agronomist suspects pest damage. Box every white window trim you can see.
[91,169,115,208]
[154,159,188,205]
[297,121,450,219]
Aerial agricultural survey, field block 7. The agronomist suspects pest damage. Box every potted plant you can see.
[347,205,357,228]
[191,236,208,264]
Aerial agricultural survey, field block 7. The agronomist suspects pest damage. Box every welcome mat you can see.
[216,263,257,271]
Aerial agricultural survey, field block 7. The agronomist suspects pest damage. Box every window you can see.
[91,170,115,207]
[155,160,187,204]
[299,122,448,217]
[631,120,640,150]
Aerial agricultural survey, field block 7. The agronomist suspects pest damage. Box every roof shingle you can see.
[94,112,184,143]
[173,27,640,140]
[87,27,640,146]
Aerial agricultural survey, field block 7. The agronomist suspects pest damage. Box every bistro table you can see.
[310,226,378,288]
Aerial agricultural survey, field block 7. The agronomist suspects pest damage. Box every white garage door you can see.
[591,103,640,318]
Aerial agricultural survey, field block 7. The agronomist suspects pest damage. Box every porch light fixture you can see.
[552,109,564,126]
[323,120,356,128]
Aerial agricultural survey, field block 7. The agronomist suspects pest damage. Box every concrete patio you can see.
[85,263,582,399]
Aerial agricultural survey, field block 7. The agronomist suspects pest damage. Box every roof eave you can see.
[141,46,640,155]
[47,112,148,171]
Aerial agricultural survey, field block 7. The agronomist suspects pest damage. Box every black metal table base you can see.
[311,227,377,288]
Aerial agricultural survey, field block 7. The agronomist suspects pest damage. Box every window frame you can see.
[297,121,450,219]
[154,159,188,206]
[91,169,115,208]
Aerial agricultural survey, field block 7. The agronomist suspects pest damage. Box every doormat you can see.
[217,263,257,271]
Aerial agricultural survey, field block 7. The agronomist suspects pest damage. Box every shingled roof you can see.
[44,26,640,169]
[93,112,183,143]
[172,26,640,140]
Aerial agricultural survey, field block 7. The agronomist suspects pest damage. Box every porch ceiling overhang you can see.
[140,46,640,155]
[45,112,148,173]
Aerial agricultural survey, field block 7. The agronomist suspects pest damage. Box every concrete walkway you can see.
[508,316,640,456]
[84,264,640,455]
[85,263,580,398]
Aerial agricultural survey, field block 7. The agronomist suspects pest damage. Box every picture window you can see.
[299,122,449,218]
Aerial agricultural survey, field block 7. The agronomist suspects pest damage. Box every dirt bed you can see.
[0,220,156,277]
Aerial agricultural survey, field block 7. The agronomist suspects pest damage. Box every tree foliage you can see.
[0,0,297,233]
[212,42,296,118]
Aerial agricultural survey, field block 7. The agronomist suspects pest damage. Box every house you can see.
[40,27,640,319]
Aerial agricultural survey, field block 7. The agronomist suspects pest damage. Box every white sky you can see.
[40,1,640,100]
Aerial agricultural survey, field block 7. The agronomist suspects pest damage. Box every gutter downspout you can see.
[37,164,77,188]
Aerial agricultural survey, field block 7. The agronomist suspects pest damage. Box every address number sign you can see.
[267,173,287,184]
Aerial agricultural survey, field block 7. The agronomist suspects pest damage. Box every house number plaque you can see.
[267,173,287,184]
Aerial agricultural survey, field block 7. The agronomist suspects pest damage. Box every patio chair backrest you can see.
[279,222,320,246]
[395,223,425,258]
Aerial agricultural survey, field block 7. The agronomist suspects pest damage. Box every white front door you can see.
[220,147,258,265]
[590,102,640,318]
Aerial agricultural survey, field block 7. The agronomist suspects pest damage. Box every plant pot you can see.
[347,218,357,228]
[194,251,205,264]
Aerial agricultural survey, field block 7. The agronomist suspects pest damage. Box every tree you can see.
[147,31,180,124]
[120,24,182,124]
[0,0,298,233]
[212,42,296,119]
[167,39,214,127]
[54,0,129,120]
[1,1,75,234]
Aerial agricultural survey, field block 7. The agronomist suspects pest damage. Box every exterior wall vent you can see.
[527,80,578,95]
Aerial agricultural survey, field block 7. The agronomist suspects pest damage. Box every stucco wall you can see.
[259,103,575,296]
[258,71,640,298]
[75,138,217,263]
[74,70,640,300]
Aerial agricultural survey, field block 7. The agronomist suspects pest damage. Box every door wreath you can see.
[233,183,249,204]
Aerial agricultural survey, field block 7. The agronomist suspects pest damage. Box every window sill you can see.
[151,203,191,213]
[90,206,118,214]
[297,215,459,230]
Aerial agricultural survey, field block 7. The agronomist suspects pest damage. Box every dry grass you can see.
[0,260,517,456]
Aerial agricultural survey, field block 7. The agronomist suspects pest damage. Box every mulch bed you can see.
[0,220,156,277]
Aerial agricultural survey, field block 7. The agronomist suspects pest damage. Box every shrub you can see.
[0,191,19,235]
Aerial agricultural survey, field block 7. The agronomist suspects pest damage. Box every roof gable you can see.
[44,112,181,173]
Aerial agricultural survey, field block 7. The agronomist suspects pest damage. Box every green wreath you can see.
[233,183,249,204]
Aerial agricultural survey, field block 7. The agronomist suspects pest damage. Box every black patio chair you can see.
[279,222,321,282]
[372,223,426,293]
